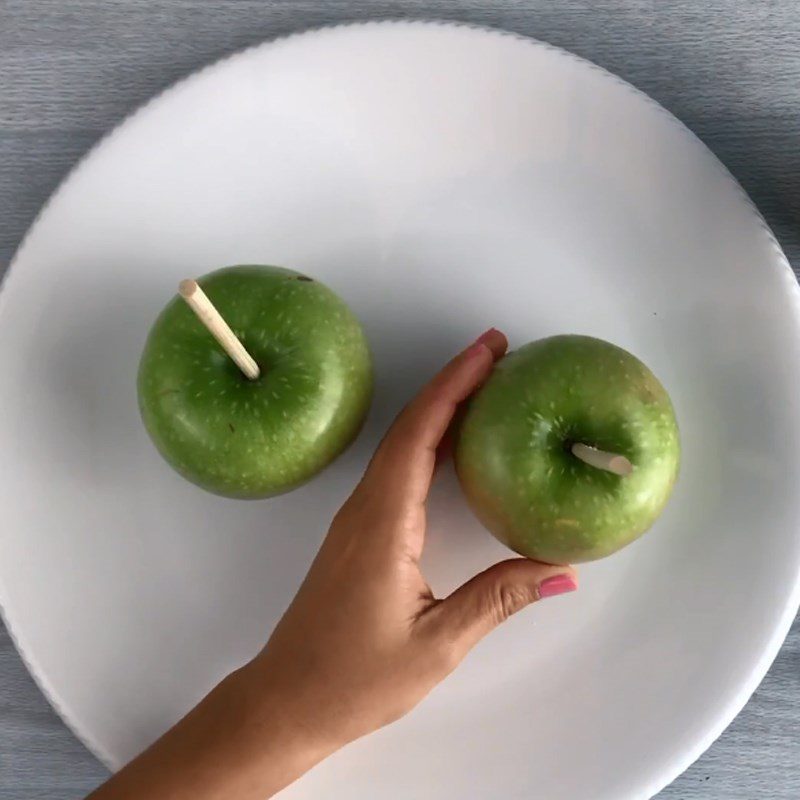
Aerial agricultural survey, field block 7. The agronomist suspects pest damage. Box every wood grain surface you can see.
[1,2,799,798]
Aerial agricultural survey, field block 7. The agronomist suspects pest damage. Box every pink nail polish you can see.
[466,342,491,359]
[538,574,577,599]
[475,327,500,345]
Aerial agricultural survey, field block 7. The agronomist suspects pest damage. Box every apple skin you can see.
[137,265,372,498]
[454,335,680,564]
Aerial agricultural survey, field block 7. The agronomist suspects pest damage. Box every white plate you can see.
[1,21,799,800]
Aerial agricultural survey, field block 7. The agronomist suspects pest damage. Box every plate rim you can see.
[1,18,798,799]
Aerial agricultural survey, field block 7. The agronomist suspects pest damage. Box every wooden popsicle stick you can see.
[571,442,633,476]
[178,279,260,380]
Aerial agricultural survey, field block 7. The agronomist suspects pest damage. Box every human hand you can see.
[88,329,578,800]
[249,328,578,752]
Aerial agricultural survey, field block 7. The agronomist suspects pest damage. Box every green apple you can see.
[455,335,679,564]
[137,265,372,498]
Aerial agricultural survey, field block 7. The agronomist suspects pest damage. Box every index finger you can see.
[364,328,508,507]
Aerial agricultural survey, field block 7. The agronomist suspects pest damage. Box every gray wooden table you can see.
[2,2,799,798]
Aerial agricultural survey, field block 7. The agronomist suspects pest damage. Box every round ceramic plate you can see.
[1,21,799,800]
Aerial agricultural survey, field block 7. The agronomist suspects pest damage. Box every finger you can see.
[364,328,507,506]
[420,560,577,660]
[432,394,471,477]
[433,427,453,476]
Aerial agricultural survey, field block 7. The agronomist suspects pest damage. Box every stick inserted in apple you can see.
[455,335,680,564]
[137,265,373,498]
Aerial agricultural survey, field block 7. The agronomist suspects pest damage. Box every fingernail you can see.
[537,574,577,599]
[466,329,499,358]
[466,342,490,359]
[475,328,500,345]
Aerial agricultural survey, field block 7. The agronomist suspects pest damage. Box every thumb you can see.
[425,559,578,657]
